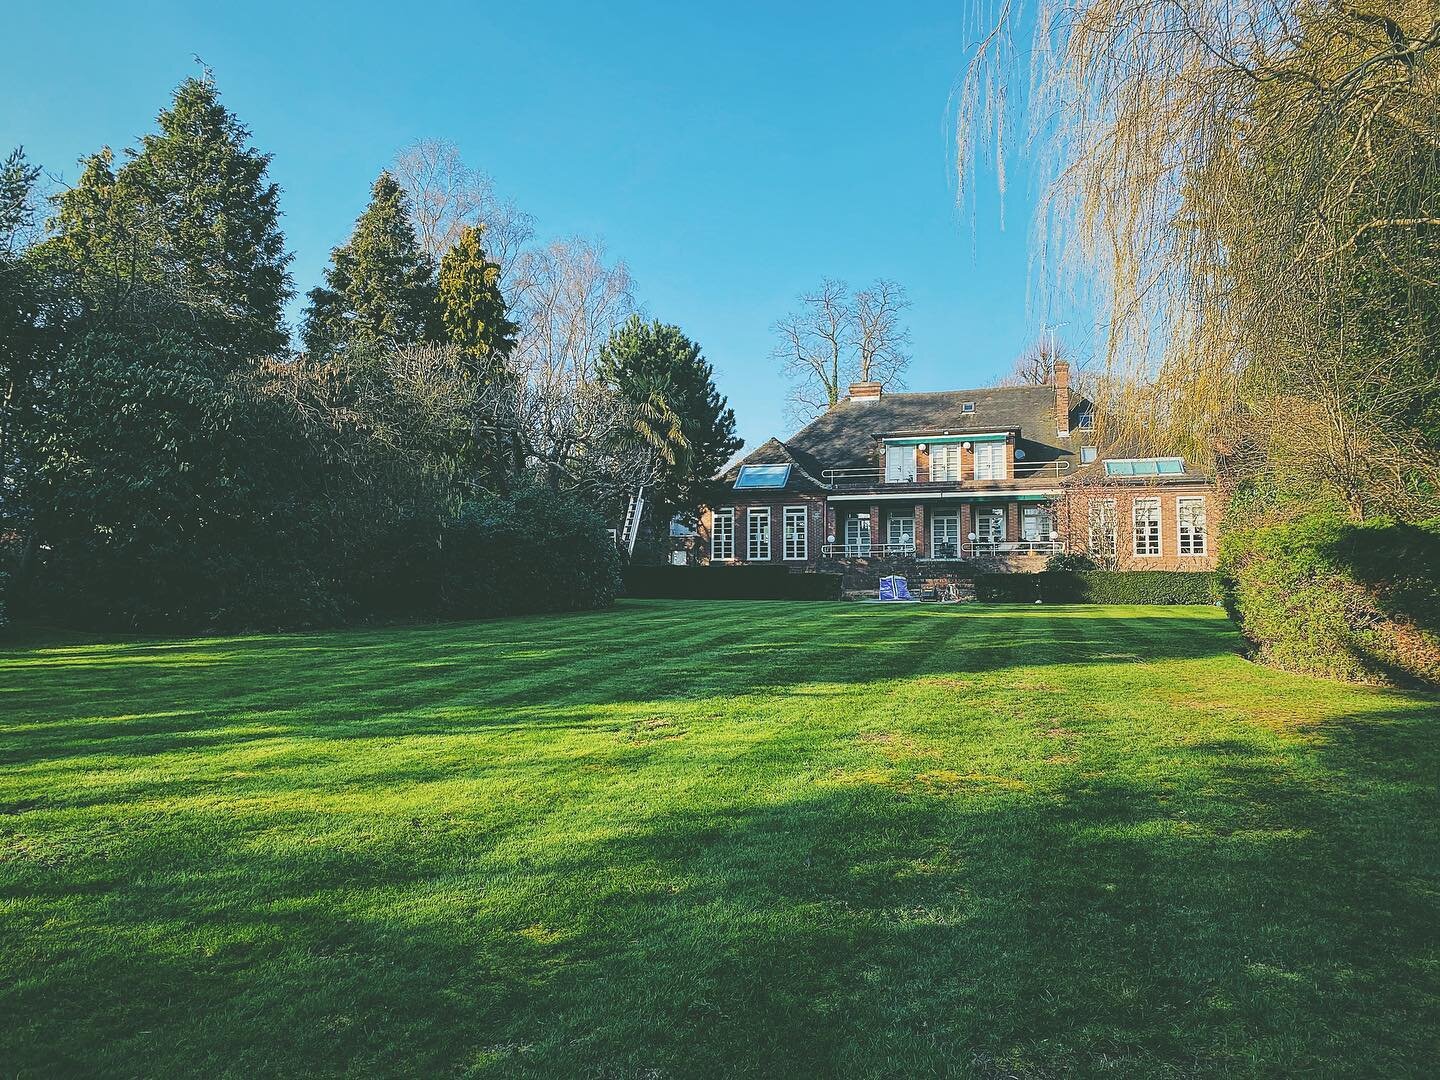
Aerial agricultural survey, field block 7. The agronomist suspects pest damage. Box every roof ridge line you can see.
[774,439,828,490]
[850,385,1051,399]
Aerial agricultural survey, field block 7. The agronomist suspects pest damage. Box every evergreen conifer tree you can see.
[597,315,741,523]
[301,172,439,358]
[437,223,517,377]
[48,75,292,360]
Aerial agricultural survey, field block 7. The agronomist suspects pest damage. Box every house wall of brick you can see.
[871,435,1017,483]
[1055,483,1218,570]
[699,495,828,565]
[698,482,1219,572]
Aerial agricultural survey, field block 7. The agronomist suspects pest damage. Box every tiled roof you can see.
[720,437,829,493]
[723,385,1089,493]
[786,385,1076,469]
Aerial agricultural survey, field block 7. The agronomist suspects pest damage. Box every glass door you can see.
[1021,504,1054,549]
[885,444,917,483]
[887,514,915,553]
[975,507,1006,550]
[931,511,960,558]
[931,444,960,482]
[844,513,872,555]
[974,442,1006,480]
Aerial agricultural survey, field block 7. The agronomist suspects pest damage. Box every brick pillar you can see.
[960,504,973,556]
[870,503,882,552]
[811,500,825,565]
[1005,502,1021,542]
[914,502,926,557]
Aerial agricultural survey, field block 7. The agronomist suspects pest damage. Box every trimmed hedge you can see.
[975,570,1221,605]
[622,565,842,601]
[437,487,622,619]
[1219,513,1440,687]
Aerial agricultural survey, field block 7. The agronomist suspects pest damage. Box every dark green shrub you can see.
[622,565,842,601]
[440,486,621,618]
[1076,571,1220,605]
[1045,552,1096,572]
[976,571,1220,605]
[1219,513,1440,687]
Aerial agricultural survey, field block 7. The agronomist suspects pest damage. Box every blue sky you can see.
[3,1,1059,452]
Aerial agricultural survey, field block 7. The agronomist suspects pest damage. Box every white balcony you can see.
[819,541,917,558]
[821,459,1071,488]
[964,540,1063,558]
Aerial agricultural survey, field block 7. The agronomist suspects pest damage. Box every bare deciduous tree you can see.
[997,335,1077,388]
[391,148,657,504]
[509,236,635,380]
[772,278,911,426]
[853,279,912,386]
[392,138,534,278]
[472,356,661,496]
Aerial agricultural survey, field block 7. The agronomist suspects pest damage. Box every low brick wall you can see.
[817,553,1061,593]
[817,556,977,596]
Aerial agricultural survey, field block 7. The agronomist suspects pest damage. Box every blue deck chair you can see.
[878,576,913,601]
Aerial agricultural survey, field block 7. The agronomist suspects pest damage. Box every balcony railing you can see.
[819,540,1064,559]
[820,541,916,558]
[964,539,1063,558]
[821,459,1071,487]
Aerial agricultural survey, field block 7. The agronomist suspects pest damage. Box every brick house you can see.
[697,364,1216,584]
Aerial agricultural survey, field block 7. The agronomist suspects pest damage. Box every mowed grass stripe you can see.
[1,599,1436,1078]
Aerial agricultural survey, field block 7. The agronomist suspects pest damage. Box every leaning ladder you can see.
[619,486,646,556]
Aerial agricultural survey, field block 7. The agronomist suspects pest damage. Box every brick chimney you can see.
[847,381,883,404]
[1053,361,1071,437]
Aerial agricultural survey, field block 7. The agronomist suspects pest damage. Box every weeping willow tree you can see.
[956,0,1440,518]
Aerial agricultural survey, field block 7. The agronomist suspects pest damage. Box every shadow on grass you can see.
[4,689,1437,1078]
[0,602,1245,769]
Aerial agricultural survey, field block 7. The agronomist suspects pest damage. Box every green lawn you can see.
[2,600,1437,1078]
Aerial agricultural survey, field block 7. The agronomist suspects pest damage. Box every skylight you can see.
[1103,457,1185,476]
[961,401,976,413]
[734,464,792,489]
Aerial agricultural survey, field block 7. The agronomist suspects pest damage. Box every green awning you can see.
[942,492,1057,502]
[881,432,1009,446]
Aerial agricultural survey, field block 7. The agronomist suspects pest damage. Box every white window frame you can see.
[711,507,734,562]
[1021,505,1054,542]
[884,444,917,483]
[930,443,961,482]
[1088,499,1117,557]
[887,514,915,550]
[1177,496,1207,556]
[975,508,1007,545]
[1133,497,1162,557]
[844,513,872,556]
[974,441,1006,481]
[1080,446,1098,464]
[930,511,960,558]
[783,505,808,561]
[747,506,771,561]
[1078,410,1096,431]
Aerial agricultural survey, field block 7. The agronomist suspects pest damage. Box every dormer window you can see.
[961,401,976,413]
[1078,410,1095,431]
